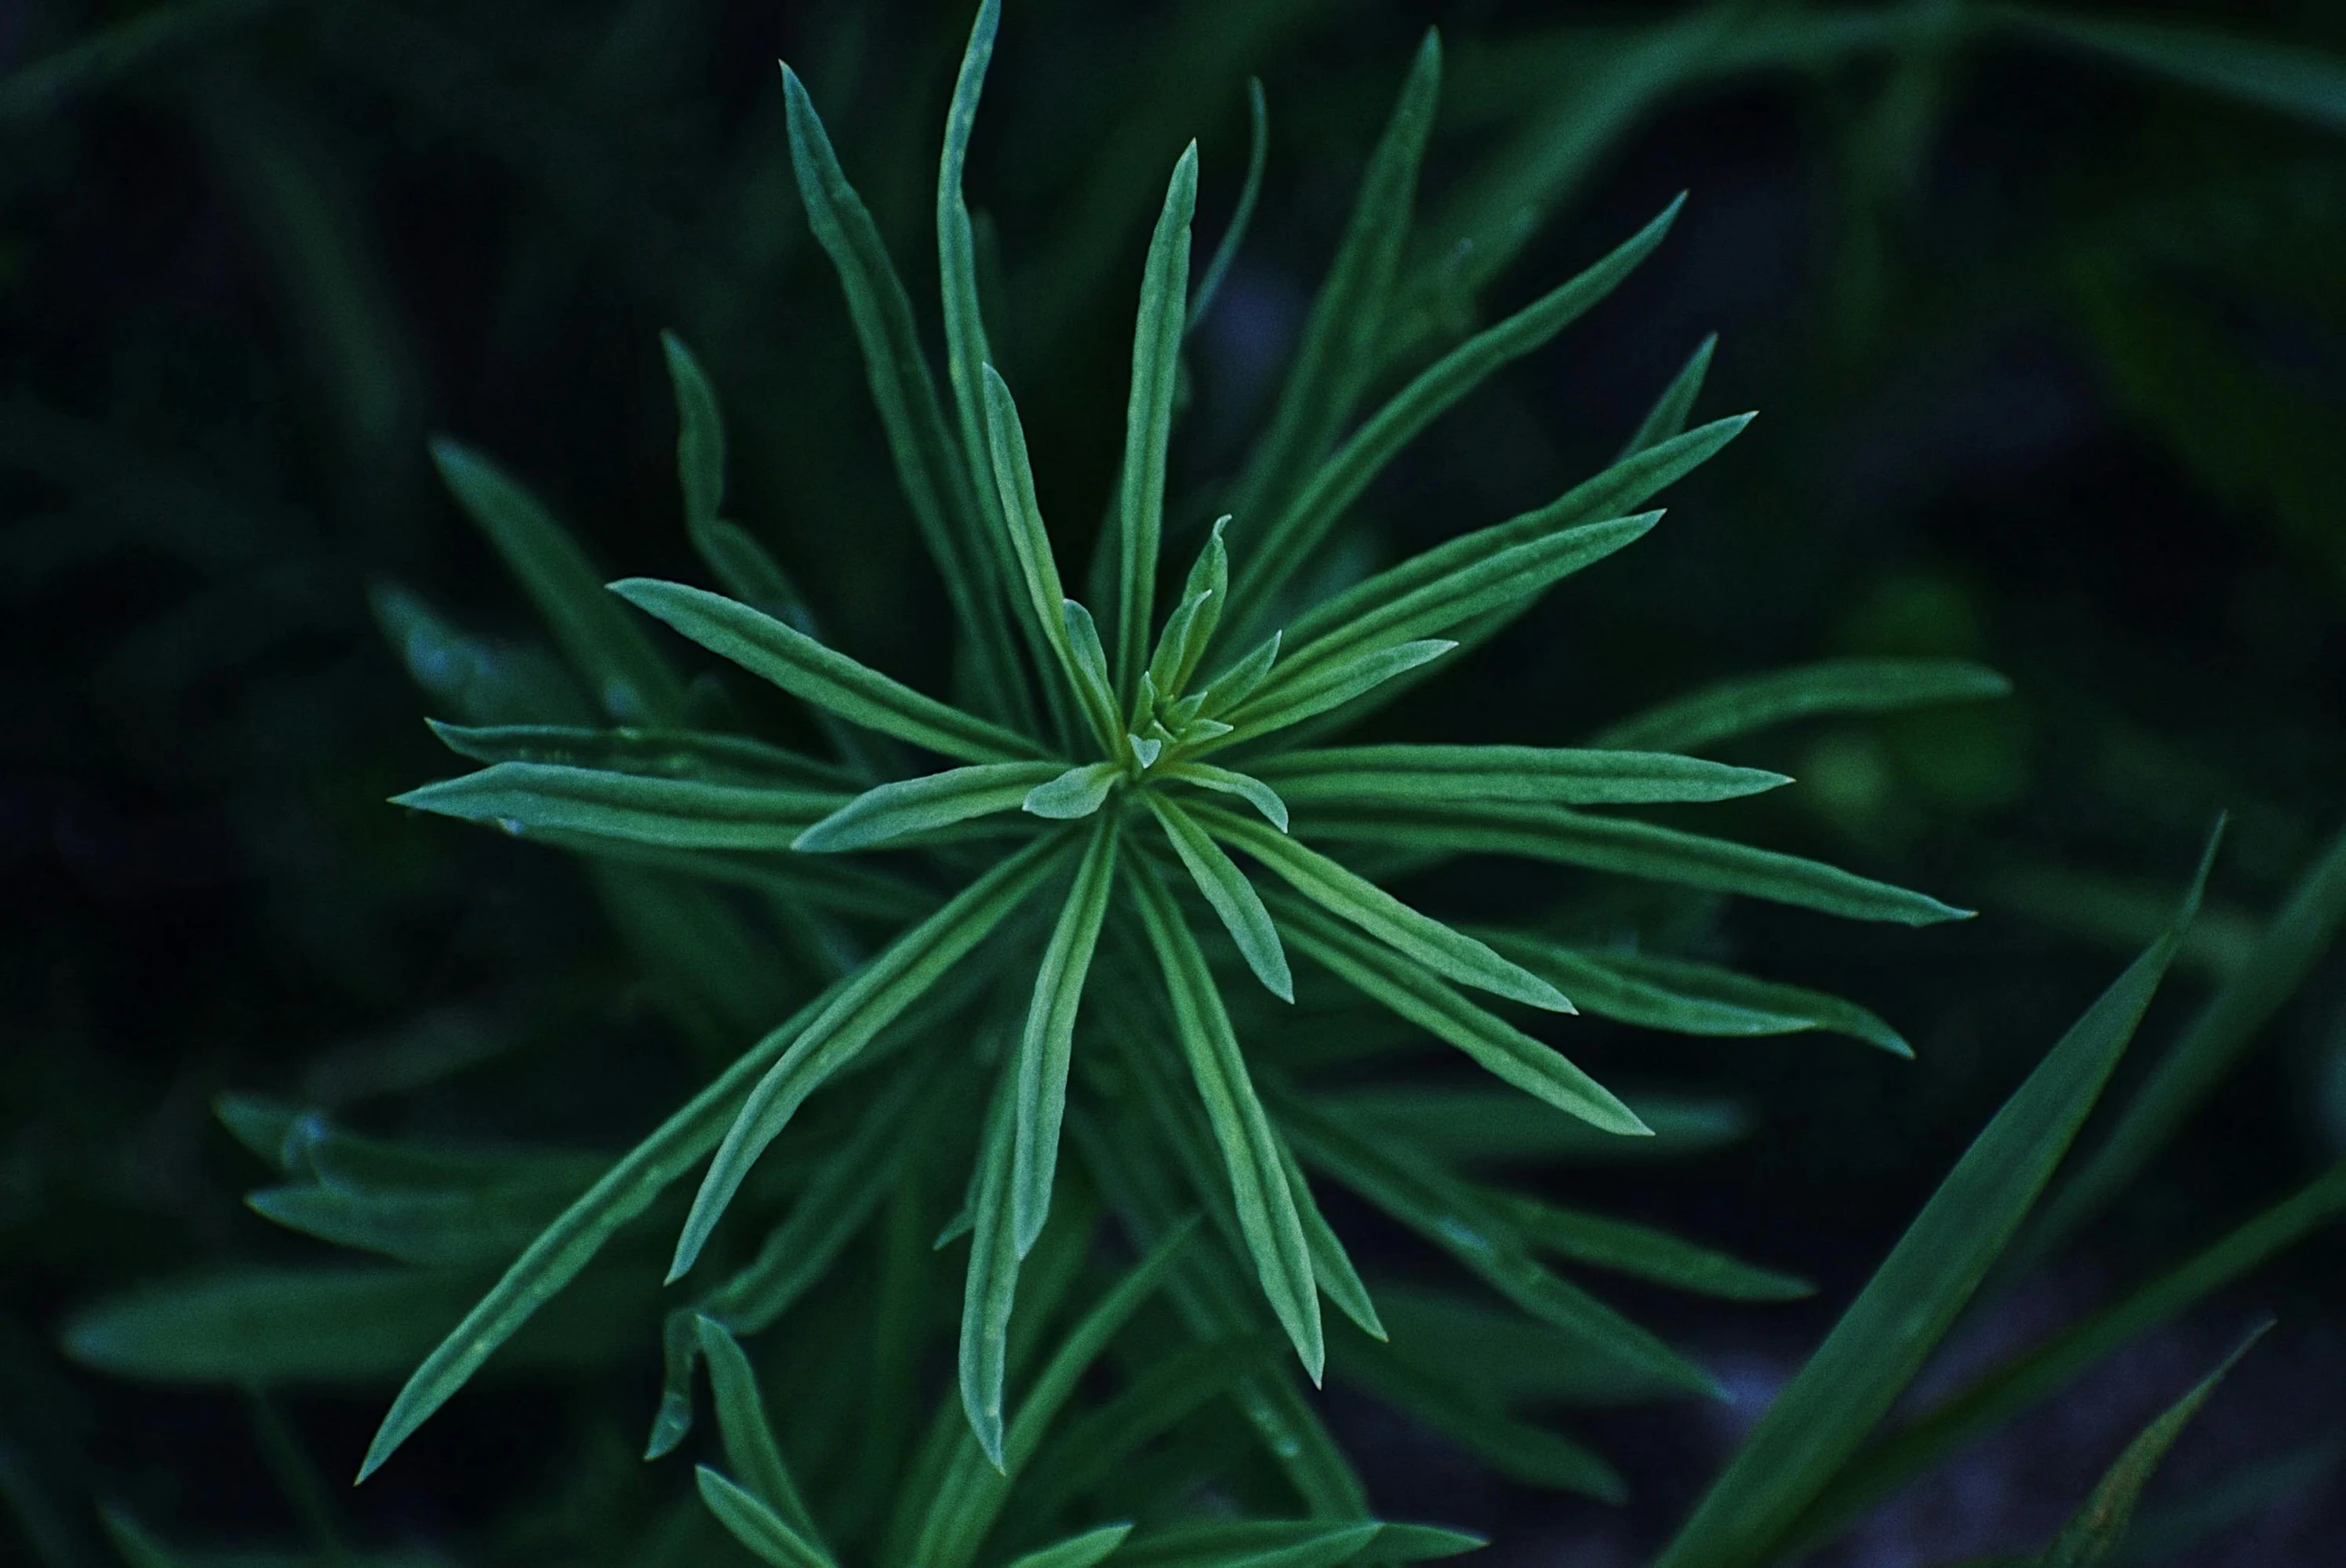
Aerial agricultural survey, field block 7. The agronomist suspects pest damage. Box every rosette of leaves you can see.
[358,0,1991,1513]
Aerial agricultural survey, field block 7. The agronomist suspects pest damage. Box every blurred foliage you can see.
[5,0,2346,1564]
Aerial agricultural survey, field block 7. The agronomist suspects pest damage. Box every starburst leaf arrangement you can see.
[362,0,1996,1523]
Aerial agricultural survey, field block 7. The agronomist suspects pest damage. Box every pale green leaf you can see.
[393,762,843,850]
[1147,792,1293,1002]
[1127,859,1319,1378]
[1230,196,1683,627]
[1275,1131,1384,1341]
[1296,799,1971,926]
[1164,763,1288,830]
[612,578,1046,763]
[428,721,859,792]
[1254,745,1786,807]
[1590,657,2012,753]
[1025,762,1122,819]
[1485,933,1910,1055]
[1651,832,2217,1568]
[669,833,1069,1282]
[961,1066,1023,1468]
[697,1465,836,1568]
[1116,143,1197,692]
[1014,811,1123,1255]
[1271,892,1644,1137]
[794,763,1064,852]
[1194,803,1571,1009]
[695,1318,822,1547]
[1149,518,1230,697]
[1211,641,1457,748]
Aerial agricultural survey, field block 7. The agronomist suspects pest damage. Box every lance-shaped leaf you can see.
[1296,799,1970,926]
[1062,599,1128,751]
[1494,1194,1811,1300]
[1327,1084,1750,1165]
[245,1175,589,1269]
[1147,793,1293,1002]
[1227,31,1441,536]
[1008,1525,1137,1568]
[393,763,844,851]
[780,63,1023,721]
[1254,745,1786,808]
[2034,1324,2269,1567]
[1149,518,1230,697]
[1271,893,1643,1136]
[1210,641,1458,749]
[1230,196,1683,627]
[1275,1130,1383,1341]
[1650,830,2218,1568]
[1194,803,1570,1009]
[794,763,1064,852]
[913,1222,1197,1568]
[1025,762,1121,819]
[1014,812,1122,1255]
[612,579,1045,763]
[1118,1521,1481,1568]
[1163,763,1287,829]
[1485,933,1910,1055]
[1782,1156,2346,1552]
[662,331,727,534]
[697,1466,837,1568]
[1273,1091,1719,1399]
[647,1068,956,1459]
[2023,813,2346,1261]
[1127,859,1319,1378]
[1622,333,1716,458]
[961,1065,1024,1467]
[429,722,859,792]
[1115,143,1197,692]
[980,367,1123,748]
[1192,630,1281,721]
[430,439,689,725]
[1997,7,2346,133]
[354,966,879,1479]
[1187,79,1267,333]
[1254,514,1659,704]
[670,833,1068,1281]
[696,1318,823,1548]
[1591,657,2013,753]
[1280,419,1748,656]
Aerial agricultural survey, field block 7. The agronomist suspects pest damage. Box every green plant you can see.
[45,2,2346,1564]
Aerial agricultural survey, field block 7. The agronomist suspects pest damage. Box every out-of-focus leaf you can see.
[2000,7,2346,133]
[1650,833,2215,1568]
[428,721,859,791]
[1323,1084,1751,1163]
[1590,658,2012,754]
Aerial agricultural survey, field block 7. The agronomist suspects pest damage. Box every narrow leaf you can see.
[1254,745,1786,807]
[1148,792,1293,1002]
[961,1067,1023,1468]
[695,1318,822,1547]
[612,579,1046,763]
[1590,657,2012,753]
[1275,1132,1384,1341]
[1999,8,2346,132]
[1117,143,1197,693]
[1013,811,1123,1255]
[431,438,688,725]
[2038,1324,2270,1567]
[1127,859,1320,1378]
[1272,893,1644,1136]
[1231,196,1683,627]
[1296,799,1972,926]
[1150,518,1230,697]
[1187,78,1267,333]
[697,1465,836,1568]
[428,721,858,791]
[662,332,726,532]
[794,763,1064,852]
[1650,829,2220,1568]
[1008,1524,1138,1568]
[1494,1194,1812,1301]
[1025,762,1122,819]
[1622,333,1716,458]
[1194,803,1571,1009]
[1213,641,1458,748]
[670,833,1068,1282]
[1164,763,1288,829]
[393,762,844,850]
[1486,933,1910,1055]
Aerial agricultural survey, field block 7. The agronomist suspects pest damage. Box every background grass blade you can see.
[1590,657,2012,753]
[1649,831,2217,1568]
